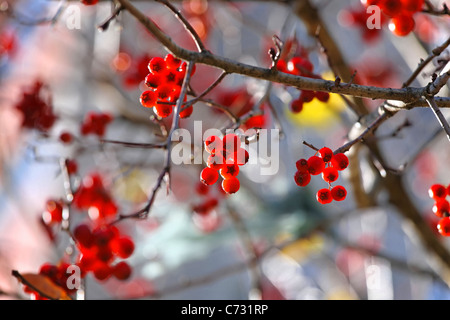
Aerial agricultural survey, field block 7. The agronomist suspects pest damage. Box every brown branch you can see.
[112,61,195,223]
[403,36,450,88]
[334,109,393,154]
[115,0,450,108]
[424,96,450,143]
[154,0,207,53]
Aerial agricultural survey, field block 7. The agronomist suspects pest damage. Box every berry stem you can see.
[302,140,319,152]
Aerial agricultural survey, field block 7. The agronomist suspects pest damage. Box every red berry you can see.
[59,131,73,144]
[92,262,113,281]
[322,167,339,183]
[315,91,330,102]
[300,90,315,103]
[195,181,209,195]
[43,199,63,225]
[65,159,78,175]
[145,73,162,88]
[438,217,450,236]
[318,147,334,163]
[331,153,349,171]
[433,199,450,218]
[294,170,311,187]
[379,0,403,17]
[222,177,240,194]
[307,156,325,175]
[400,0,424,12]
[113,261,132,280]
[81,0,99,5]
[207,153,225,171]
[164,53,182,70]
[220,163,240,179]
[428,184,447,200]
[148,57,166,74]
[290,98,304,113]
[96,246,114,263]
[296,158,309,171]
[92,227,116,247]
[110,237,135,259]
[200,167,219,186]
[204,135,222,154]
[389,14,415,36]
[316,188,333,204]
[331,185,347,201]
[222,133,241,152]
[153,104,173,118]
[74,224,94,248]
[140,90,157,108]
[180,105,193,118]
[226,148,249,166]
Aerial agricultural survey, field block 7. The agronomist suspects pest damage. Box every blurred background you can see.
[0,0,450,300]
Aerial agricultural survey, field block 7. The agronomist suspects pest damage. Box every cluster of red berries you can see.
[22,262,77,300]
[72,173,118,221]
[276,56,330,113]
[428,183,450,236]
[74,224,134,281]
[362,0,424,36]
[200,133,249,194]
[80,111,113,137]
[339,6,386,43]
[294,147,349,204]
[14,80,57,132]
[140,54,195,119]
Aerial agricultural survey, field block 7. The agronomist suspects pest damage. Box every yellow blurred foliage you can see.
[115,168,149,203]
[287,72,346,128]
[280,233,325,262]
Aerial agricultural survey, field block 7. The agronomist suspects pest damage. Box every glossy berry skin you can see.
[148,57,166,74]
[207,153,225,171]
[318,147,334,163]
[74,224,94,248]
[389,14,415,36]
[113,261,132,280]
[220,163,240,179]
[204,135,222,154]
[294,170,311,187]
[433,199,450,218]
[438,217,450,236]
[331,153,349,171]
[153,104,173,118]
[331,185,347,201]
[200,167,219,186]
[222,134,241,152]
[231,148,249,166]
[307,156,325,175]
[316,188,333,204]
[296,158,309,171]
[428,184,447,200]
[322,167,339,183]
[140,90,157,108]
[222,177,240,194]
[110,237,135,259]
